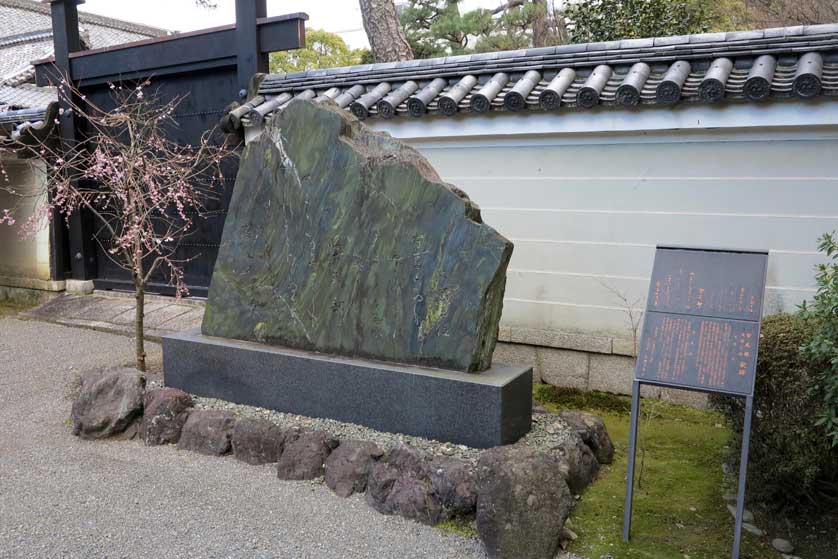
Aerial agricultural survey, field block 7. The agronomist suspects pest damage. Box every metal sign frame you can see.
[622,245,769,559]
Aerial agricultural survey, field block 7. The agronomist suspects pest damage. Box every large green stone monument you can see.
[202,100,513,372]
[166,99,532,447]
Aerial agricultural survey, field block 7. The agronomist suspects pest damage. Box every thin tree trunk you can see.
[531,0,549,47]
[359,0,413,62]
[135,279,146,372]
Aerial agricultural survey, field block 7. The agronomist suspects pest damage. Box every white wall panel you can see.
[483,209,832,252]
[420,138,837,178]
[507,241,654,276]
[370,107,838,352]
[501,286,811,338]
[451,178,838,216]
[0,160,50,283]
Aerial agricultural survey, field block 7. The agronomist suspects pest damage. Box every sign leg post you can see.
[622,379,642,542]
[731,395,754,559]
[627,246,767,554]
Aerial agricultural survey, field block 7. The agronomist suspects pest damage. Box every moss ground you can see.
[534,384,777,559]
[436,516,478,539]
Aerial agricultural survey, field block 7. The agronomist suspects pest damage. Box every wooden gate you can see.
[35,1,306,296]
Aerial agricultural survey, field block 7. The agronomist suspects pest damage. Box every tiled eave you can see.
[0,102,58,150]
[226,24,838,131]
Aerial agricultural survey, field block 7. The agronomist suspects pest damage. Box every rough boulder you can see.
[71,368,145,440]
[202,99,513,372]
[476,446,572,559]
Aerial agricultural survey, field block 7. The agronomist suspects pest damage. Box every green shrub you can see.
[710,314,838,510]
[799,232,838,448]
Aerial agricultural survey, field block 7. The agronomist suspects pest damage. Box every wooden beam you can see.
[36,16,308,86]
[32,7,307,287]
[258,15,306,54]
[236,0,268,99]
[50,0,84,60]
[50,0,97,281]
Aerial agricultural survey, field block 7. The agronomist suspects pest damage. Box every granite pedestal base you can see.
[163,329,532,448]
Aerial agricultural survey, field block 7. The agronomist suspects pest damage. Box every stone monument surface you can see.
[202,99,512,372]
[165,99,531,448]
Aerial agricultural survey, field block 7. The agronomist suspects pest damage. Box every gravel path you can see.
[188,385,574,466]
[0,318,487,559]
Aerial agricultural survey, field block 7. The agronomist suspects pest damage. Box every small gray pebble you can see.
[772,538,794,554]
[190,392,577,464]
[742,523,763,537]
[726,504,754,523]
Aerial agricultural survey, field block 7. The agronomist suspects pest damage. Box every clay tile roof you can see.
[0,102,57,148]
[0,0,168,111]
[231,24,838,129]
[0,0,167,39]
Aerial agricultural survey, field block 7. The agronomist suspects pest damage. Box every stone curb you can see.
[19,292,204,343]
[91,289,207,309]
[71,381,616,559]
[17,313,172,343]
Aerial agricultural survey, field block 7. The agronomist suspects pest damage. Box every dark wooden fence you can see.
[36,0,306,296]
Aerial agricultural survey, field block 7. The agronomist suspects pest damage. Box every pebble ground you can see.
[188,386,575,465]
[0,317,487,559]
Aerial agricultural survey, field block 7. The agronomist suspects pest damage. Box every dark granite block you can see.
[163,329,532,449]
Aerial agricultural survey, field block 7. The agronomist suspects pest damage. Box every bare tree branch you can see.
[0,73,239,370]
[491,0,527,15]
[745,0,838,27]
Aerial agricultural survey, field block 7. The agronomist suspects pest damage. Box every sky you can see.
[79,0,508,50]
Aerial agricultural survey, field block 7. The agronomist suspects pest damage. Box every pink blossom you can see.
[1,78,238,299]
[0,209,15,226]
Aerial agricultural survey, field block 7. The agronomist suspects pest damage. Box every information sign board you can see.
[623,246,768,559]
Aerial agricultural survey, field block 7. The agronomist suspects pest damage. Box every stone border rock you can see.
[71,370,615,559]
[71,368,145,440]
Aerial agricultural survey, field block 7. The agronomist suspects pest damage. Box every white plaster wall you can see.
[0,158,52,285]
[365,101,838,354]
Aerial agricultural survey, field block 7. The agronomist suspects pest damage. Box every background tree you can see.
[270,29,368,73]
[397,0,751,57]
[400,0,568,57]
[0,82,236,372]
[566,0,746,43]
[478,0,568,51]
[359,0,414,62]
[400,0,491,58]
[744,0,838,27]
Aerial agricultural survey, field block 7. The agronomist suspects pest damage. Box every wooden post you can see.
[49,0,96,281]
[235,0,268,99]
